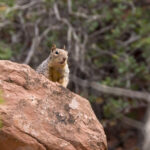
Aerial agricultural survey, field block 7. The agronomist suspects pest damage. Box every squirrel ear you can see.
[51,44,56,52]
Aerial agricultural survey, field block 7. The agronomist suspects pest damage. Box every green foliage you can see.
[89,21,99,32]
[103,98,129,118]
[0,0,15,6]
[89,95,97,103]
[89,1,150,92]
[85,0,150,119]
[0,42,12,60]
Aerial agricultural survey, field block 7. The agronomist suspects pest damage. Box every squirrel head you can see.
[50,44,68,67]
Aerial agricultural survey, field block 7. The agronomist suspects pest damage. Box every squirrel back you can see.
[36,45,69,87]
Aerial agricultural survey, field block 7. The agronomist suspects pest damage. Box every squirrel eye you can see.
[55,51,59,54]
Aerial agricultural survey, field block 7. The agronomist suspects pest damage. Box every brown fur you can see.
[36,45,69,87]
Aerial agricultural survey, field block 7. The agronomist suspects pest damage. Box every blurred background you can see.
[0,0,150,149]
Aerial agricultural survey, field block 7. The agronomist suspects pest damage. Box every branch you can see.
[53,2,78,39]
[118,33,140,47]
[40,25,61,40]
[23,24,40,64]
[0,20,11,28]
[71,75,150,102]
[24,36,40,64]
[143,105,150,150]
[5,0,43,15]
[89,25,113,39]
[67,0,102,21]
[121,116,143,131]
[53,2,81,62]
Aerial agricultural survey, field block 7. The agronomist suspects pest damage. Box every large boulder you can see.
[0,60,107,150]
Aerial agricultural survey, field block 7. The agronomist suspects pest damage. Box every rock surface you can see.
[0,60,107,150]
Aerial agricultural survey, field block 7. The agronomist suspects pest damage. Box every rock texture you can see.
[0,60,107,150]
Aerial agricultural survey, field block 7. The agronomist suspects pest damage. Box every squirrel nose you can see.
[63,57,66,61]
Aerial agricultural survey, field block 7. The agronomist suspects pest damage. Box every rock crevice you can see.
[15,126,48,150]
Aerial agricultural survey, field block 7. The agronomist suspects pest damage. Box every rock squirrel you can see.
[36,44,69,87]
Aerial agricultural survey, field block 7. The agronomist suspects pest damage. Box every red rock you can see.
[0,60,107,150]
